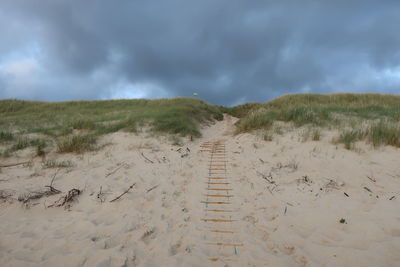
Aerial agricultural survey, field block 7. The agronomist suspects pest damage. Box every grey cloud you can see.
[1,0,399,105]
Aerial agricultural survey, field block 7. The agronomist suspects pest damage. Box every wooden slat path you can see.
[200,140,243,263]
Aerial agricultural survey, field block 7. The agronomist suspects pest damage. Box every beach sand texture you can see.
[1,116,400,266]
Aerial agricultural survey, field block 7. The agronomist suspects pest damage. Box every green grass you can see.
[368,121,400,147]
[69,120,97,130]
[311,128,321,141]
[42,159,73,168]
[0,131,14,143]
[1,137,47,157]
[337,130,365,150]
[231,93,400,149]
[57,134,97,153]
[0,98,223,154]
[222,102,262,118]
[1,94,399,154]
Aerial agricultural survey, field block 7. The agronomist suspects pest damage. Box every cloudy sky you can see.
[0,0,399,105]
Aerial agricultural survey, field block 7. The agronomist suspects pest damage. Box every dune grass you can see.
[0,98,223,154]
[231,93,400,149]
[1,94,399,154]
[0,131,14,143]
[42,159,73,168]
[57,134,97,153]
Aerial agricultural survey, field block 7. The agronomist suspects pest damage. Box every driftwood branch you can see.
[48,188,81,207]
[110,183,136,202]
[0,161,30,168]
[18,170,62,203]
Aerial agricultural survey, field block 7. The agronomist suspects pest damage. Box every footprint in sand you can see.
[169,241,182,256]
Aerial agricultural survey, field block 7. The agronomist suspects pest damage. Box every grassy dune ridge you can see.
[231,93,400,149]
[1,93,400,156]
[0,98,223,155]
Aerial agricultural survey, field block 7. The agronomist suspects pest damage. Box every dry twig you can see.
[18,170,62,203]
[49,188,81,207]
[44,169,61,194]
[366,175,376,183]
[0,161,30,168]
[256,171,275,184]
[146,184,159,193]
[140,152,154,163]
[363,186,372,193]
[97,186,105,202]
[110,183,136,202]
[106,163,126,177]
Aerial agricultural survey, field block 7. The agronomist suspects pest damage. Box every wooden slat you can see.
[206,242,244,246]
[209,229,237,233]
[206,188,233,191]
[209,258,238,262]
[204,194,233,198]
[201,201,231,204]
[202,218,236,222]
[205,209,233,212]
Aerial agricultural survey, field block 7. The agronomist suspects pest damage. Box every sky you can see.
[0,0,399,106]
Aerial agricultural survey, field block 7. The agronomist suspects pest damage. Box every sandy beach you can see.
[1,115,400,266]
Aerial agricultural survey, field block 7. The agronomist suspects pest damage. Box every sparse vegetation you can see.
[337,130,365,150]
[170,135,183,146]
[1,94,399,154]
[335,120,400,150]
[42,159,73,168]
[0,131,14,143]
[57,134,97,153]
[222,102,262,118]
[1,137,47,157]
[312,128,321,141]
[0,98,223,155]
[368,120,400,147]
[263,132,273,141]
[230,93,400,149]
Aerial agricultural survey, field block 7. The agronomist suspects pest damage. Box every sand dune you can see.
[1,116,400,266]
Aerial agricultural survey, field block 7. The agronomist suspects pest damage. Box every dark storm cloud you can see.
[0,0,399,105]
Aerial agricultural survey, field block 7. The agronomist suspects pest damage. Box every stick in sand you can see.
[0,161,30,168]
[146,184,159,193]
[140,152,154,163]
[110,183,136,202]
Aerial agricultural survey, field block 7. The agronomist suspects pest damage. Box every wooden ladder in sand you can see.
[200,140,243,264]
